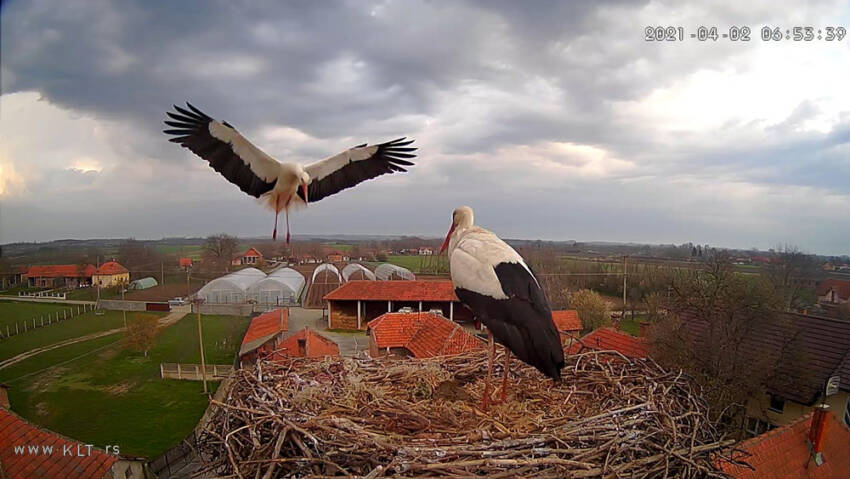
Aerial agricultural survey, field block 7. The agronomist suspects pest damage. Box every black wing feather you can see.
[162,103,276,198]
[455,262,564,380]
[298,138,417,203]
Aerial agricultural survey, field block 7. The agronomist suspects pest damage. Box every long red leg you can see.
[498,349,511,402]
[482,331,495,410]
[272,210,279,241]
[285,208,291,244]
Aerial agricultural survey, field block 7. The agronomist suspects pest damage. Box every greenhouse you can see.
[342,263,376,281]
[247,267,306,305]
[304,263,343,309]
[375,263,416,281]
[312,263,342,284]
[128,277,158,290]
[196,268,266,304]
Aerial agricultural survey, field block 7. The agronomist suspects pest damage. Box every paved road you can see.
[286,307,368,357]
[0,311,187,370]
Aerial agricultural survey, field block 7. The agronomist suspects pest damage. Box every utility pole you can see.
[121,286,126,328]
[622,255,628,318]
[194,298,208,394]
[161,261,165,286]
[186,266,191,299]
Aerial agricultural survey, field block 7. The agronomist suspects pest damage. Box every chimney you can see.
[0,384,9,409]
[808,404,830,466]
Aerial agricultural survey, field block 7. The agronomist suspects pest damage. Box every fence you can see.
[18,291,67,300]
[0,303,95,341]
[160,363,234,381]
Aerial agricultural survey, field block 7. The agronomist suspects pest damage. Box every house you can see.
[0,266,27,290]
[678,309,850,432]
[551,310,582,344]
[418,247,433,256]
[323,280,473,330]
[179,257,193,268]
[367,312,484,359]
[0,385,147,478]
[567,327,648,359]
[323,248,350,263]
[232,247,263,266]
[238,309,289,366]
[719,406,850,478]
[817,279,850,305]
[273,327,339,358]
[25,264,96,288]
[92,261,129,288]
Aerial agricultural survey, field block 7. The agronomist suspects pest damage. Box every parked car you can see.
[168,297,186,306]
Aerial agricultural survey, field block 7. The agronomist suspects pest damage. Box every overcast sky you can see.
[1,1,849,255]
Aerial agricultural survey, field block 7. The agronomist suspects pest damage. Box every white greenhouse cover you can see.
[375,263,416,281]
[311,263,342,283]
[247,267,306,304]
[196,267,267,304]
[341,263,376,281]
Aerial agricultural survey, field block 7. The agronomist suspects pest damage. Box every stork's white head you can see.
[439,206,474,254]
[282,163,311,204]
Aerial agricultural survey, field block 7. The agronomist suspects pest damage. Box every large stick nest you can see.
[196,350,743,478]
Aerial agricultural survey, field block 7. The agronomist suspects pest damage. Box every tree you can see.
[644,291,664,322]
[766,244,817,311]
[649,253,789,431]
[124,313,159,357]
[570,289,609,331]
[202,234,239,272]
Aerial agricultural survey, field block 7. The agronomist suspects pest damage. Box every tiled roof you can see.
[274,328,339,358]
[0,408,118,479]
[552,310,582,332]
[679,310,850,404]
[94,261,128,275]
[325,280,458,302]
[368,312,484,358]
[568,328,647,359]
[179,257,193,268]
[240,309,288,356]
[25,264,96,278]
[817,279,850,300]
[719,412,850,478]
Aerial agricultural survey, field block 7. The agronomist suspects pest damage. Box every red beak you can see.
[301,183,309,204]
[439,223,456,254]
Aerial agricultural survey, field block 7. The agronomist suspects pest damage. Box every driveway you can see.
[287,307,368,357]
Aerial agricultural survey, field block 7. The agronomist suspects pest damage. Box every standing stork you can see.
[439,206,564,409]
[163,103,416,243]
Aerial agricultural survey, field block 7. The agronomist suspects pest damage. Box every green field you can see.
[0,301,83,331]
[0,314,250,458]
[381,255,448,274]
[154,244,205,259]
[65,286,121,301]
[0,310,158,362]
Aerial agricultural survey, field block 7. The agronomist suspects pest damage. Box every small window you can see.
[745,417,775,437]
[768,395,785,413]
[297,339,307,356]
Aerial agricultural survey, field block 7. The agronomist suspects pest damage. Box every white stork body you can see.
[440,206,564,407]
[164,103,416,242]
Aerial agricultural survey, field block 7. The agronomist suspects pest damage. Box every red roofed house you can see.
[232,247,263,267]
[567,327,648,359]
[720,405,850,479]
[238,308,289,366]
[551,310,582,344]
[367,312,484,359]
[324,280,472,330]
[0,385,147,478]
[92,261,129,288]
[179,257,193,268]
[817,279,850,305]
[25,264,96,288]
[273,327,339,359]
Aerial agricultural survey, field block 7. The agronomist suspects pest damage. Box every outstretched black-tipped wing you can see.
[163,103,278,198]
[299,138,416,203]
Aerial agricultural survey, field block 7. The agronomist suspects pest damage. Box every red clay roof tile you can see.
[274,328,340,358]
[720,412,850,478]
[94,261,128,275]
[368,312,484,358]
[25,264,96,278]
[568,328,647,358]
[817,279,850,300]
[324,280,459,302]
[0,408,117,479]
[552,310,582,332]
[242,309,289,346]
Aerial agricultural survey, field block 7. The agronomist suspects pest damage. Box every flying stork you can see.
[163,103,416,243]
[439,206,564,409]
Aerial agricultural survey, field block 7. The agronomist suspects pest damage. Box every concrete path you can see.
[0,311,187,370]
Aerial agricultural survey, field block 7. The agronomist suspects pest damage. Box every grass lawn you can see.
[618,315,649,337]
[0,301,83,331]
[0,311,160,362]
[0,314,250,459]
[382,255,448,274]
[65,286,121,301]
